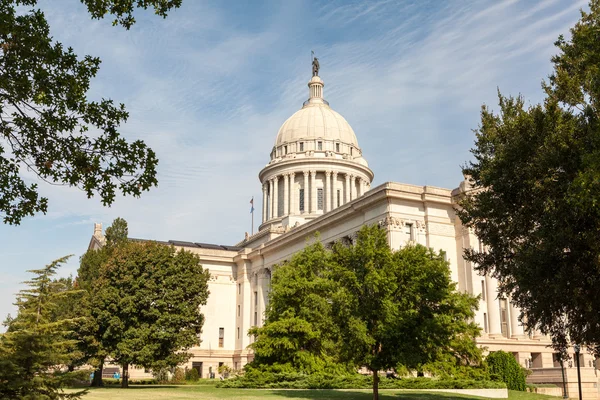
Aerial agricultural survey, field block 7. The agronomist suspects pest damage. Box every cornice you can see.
[258,157,374,182]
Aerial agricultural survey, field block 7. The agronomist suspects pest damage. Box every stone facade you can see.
[88,72,600,398]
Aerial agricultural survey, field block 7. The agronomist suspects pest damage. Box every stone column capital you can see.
[310,170,317,177]
[303,170,310,177]
[290,171,296,178]
[325,170,332,177]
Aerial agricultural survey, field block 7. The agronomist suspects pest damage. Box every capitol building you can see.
[89,67,599,398]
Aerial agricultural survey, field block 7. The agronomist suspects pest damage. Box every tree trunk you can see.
[91,358,104,387]
[121,362,129,388]
[372,369,379,400]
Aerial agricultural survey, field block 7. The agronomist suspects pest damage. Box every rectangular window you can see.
[299,188,305,211]
[483,312,488,333]
[553,353,562,368]
[254,312,258,326]
[284,145,287,154]
[350,147,353,155]
[336,143,340,152]
[531,352,543,368]
[299,142,304,151]
[404,223,414,241]
[237,305,240,317]
[254,291,258,306]
[499,298,508,338]
[337,190,341,207]
[237,327,240,339]
[218,327,224,348]
[481,280,486,301]
[238,283,241,294]
[317,188,323,210]
[317,141,322,150]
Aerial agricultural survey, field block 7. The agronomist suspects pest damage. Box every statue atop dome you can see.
[312,57,319,77]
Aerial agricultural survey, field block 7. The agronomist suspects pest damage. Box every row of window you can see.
[297,188,341,211]
[274,141,355,158]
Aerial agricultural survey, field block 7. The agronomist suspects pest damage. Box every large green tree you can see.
[330,225,479,400]
[75,217,129,386]
[458,0,600,355]
[249,239,346,374]
[91,240,210,387]
[0,0,183,225]
[0,256,86,399]
[249,225,480,400]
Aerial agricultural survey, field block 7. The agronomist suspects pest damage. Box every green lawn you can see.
[66,385,561,400]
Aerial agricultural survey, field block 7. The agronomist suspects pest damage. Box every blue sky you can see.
[0,0,587,323]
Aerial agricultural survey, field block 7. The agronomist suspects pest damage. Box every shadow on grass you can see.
[269,390,476,400]
[92,385,182,389]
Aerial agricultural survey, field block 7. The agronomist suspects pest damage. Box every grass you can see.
[66,385,561,400]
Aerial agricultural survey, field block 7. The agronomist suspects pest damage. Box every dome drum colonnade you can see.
[258,71,374,229]
[260,170,370,222]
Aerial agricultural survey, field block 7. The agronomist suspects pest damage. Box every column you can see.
[359,179,365,196]
[510,301,525,339]
[343,174,350,204]
[262,183,267,223]
[350,175,356,201]
[289,172,296,214]
[283,173,289,215]
[310,170,317,213]
[485,275,502,338]
[332,172,338,209]
[268,179,274,219]
[325,171,331,213]
[273,176,279,218]
[303,171,309,214]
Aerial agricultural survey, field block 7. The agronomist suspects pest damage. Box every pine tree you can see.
[0,256,86,399]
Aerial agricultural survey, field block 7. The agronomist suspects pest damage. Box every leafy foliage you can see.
[0,0,184,224]
[91,239,210,387]
[249,239,347,375]
[0,256,87,399]
[486,351,526,391]
[185,367,200,382]
[217,371,505,390]
[458,0,600,355]
[249,225,481,400]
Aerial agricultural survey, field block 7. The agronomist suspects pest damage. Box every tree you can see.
[330,225,479,400]
[75,217,128,386]
[486,351,526,391]
[91,240,210,387]
[248,240,346,374]
[458,0,600,355]
[249,225,480,400]
[0,0,184,225]
[0,256,86,399]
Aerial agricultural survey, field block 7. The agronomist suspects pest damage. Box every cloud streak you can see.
[0,0,587,325]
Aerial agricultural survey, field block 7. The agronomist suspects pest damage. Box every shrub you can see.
[486,350,527,391]
[216,371,506,390]
[153,368,170,383]
[172,367,185,383]
[185,367,199,381]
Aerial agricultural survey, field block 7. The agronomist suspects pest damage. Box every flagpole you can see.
[251,203,254,235]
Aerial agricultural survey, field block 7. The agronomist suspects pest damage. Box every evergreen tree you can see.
[0,256,86,399]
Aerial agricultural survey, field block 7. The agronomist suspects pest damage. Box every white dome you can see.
[275,105,359,147]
